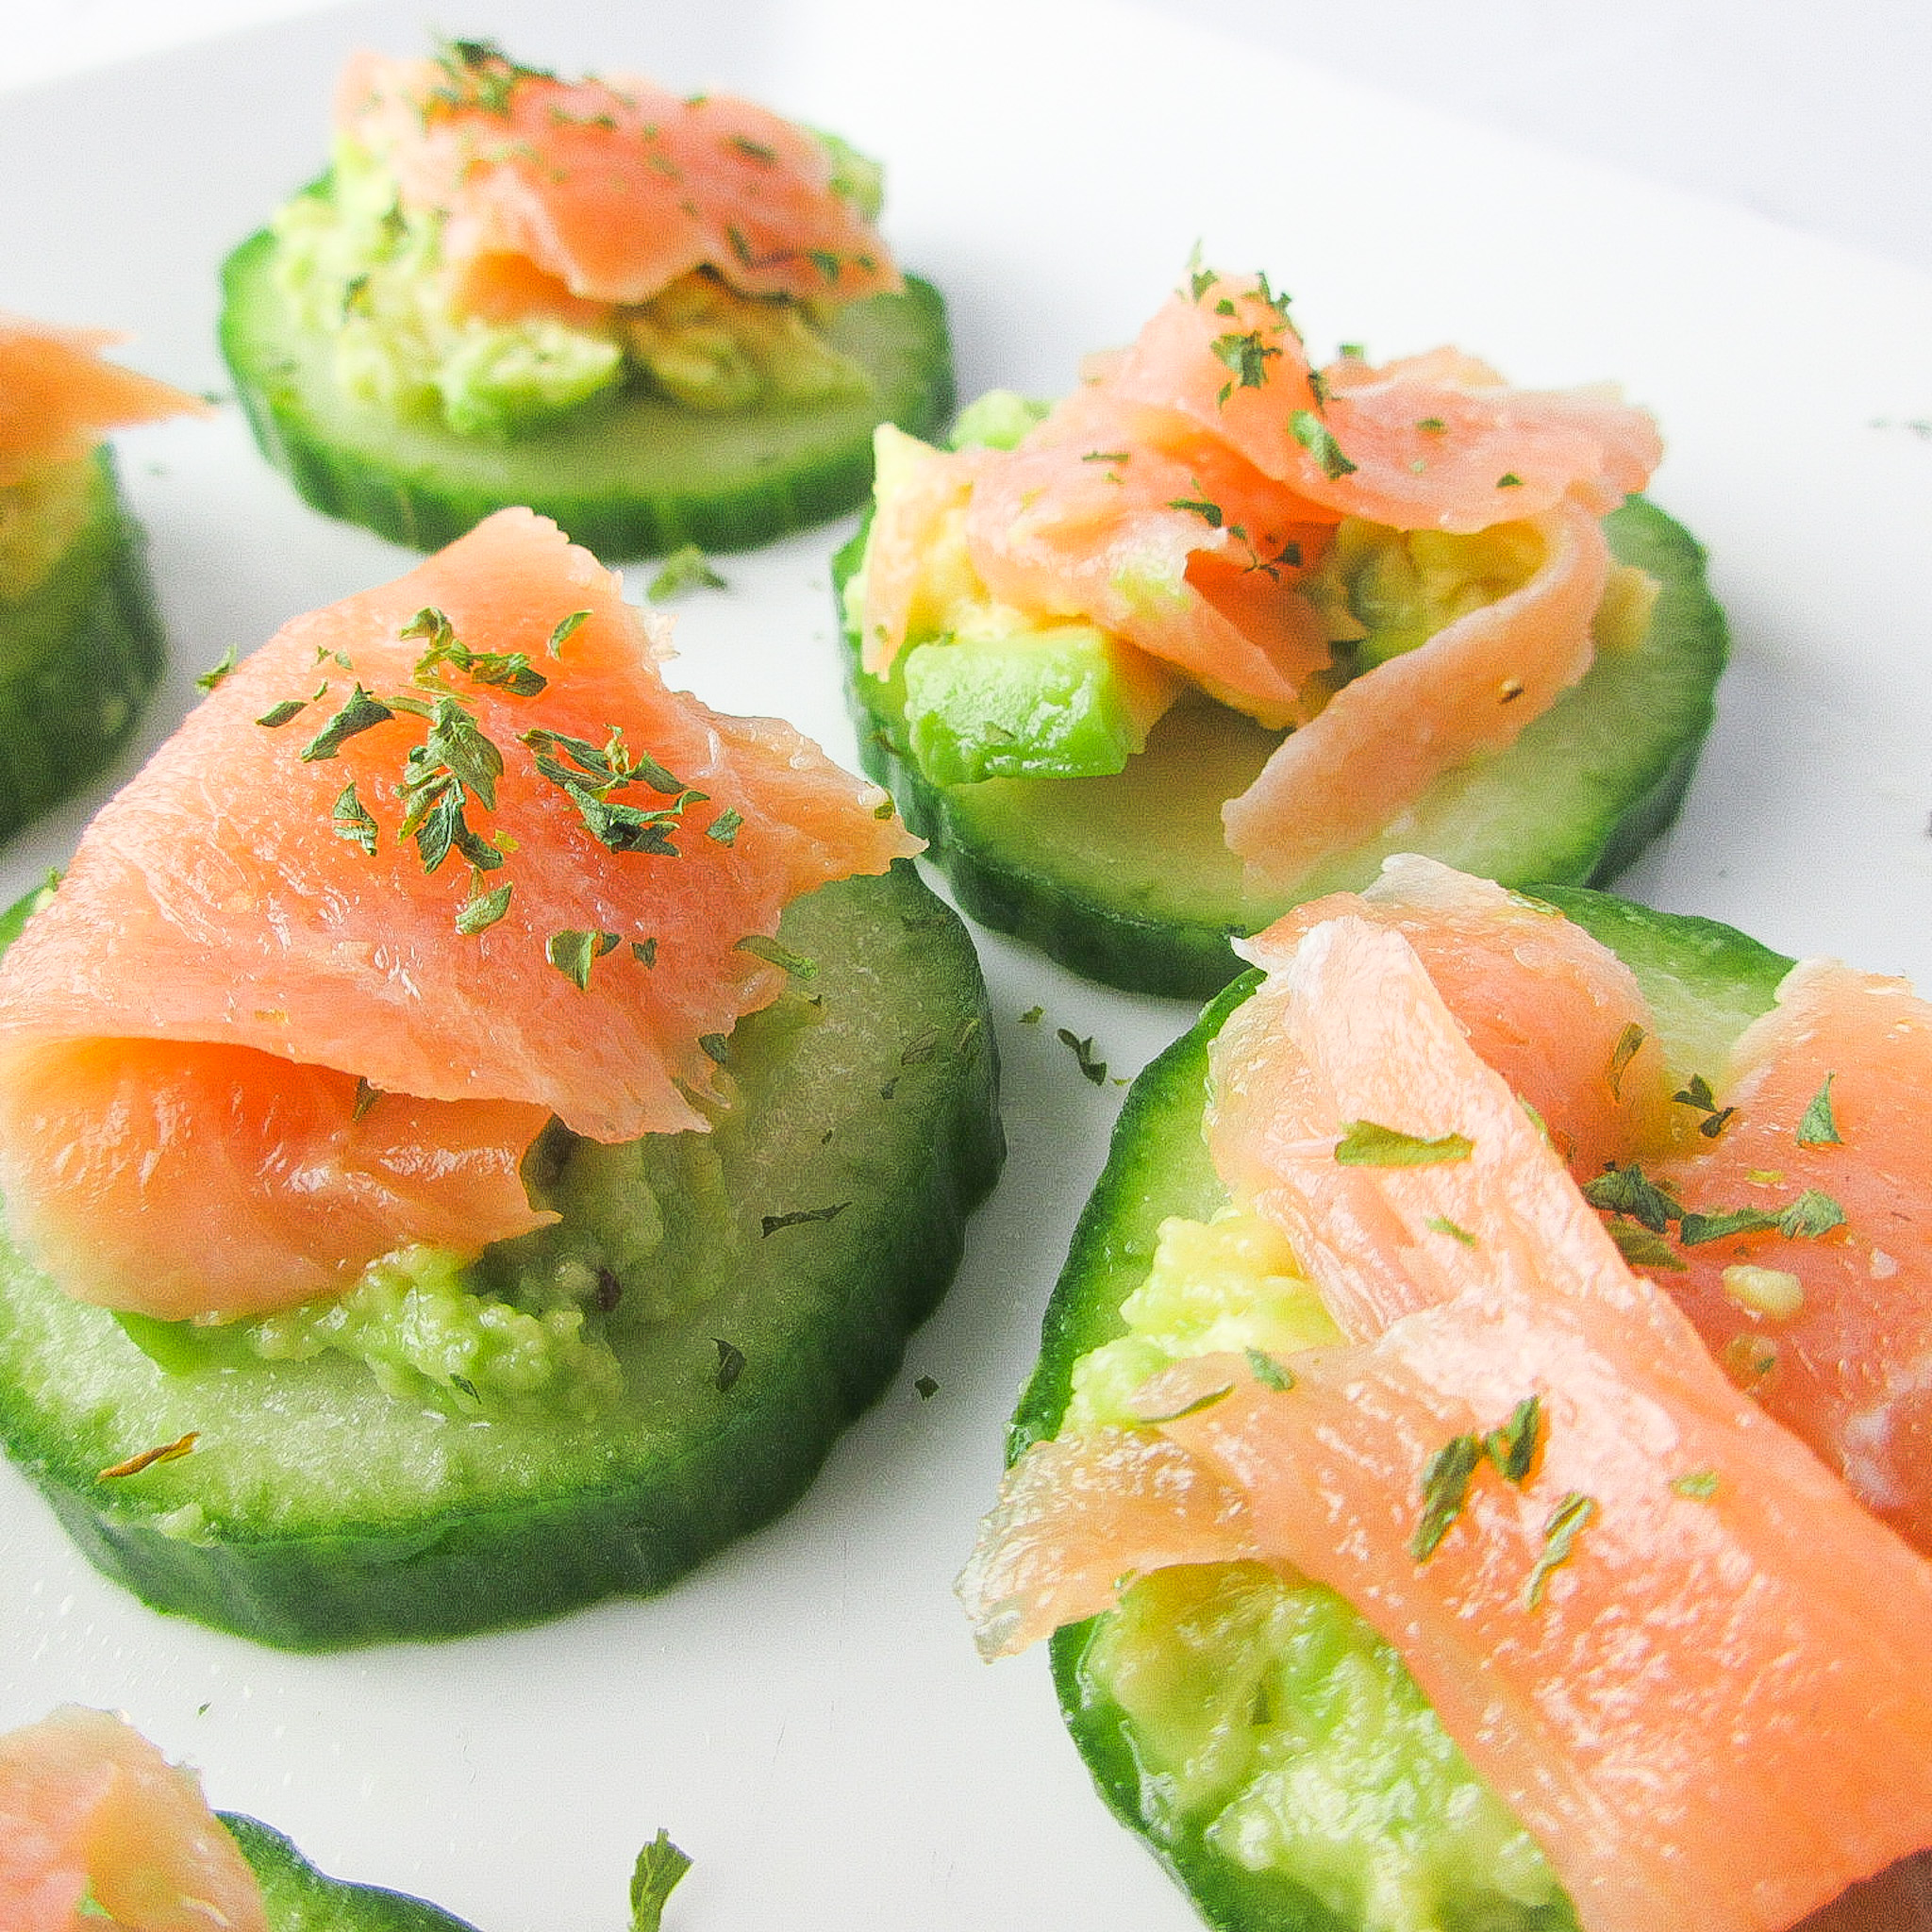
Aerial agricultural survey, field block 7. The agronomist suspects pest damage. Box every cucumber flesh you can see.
[221,228,955,558]
[224,1816,481,1931]
[1010,890,1790,1932]
[0,862,1002,1648]
[0,452,166,840]
[841,498,1727,998]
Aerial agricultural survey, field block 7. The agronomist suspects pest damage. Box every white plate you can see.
[3,2,1931,1926]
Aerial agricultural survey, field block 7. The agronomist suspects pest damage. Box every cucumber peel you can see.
[1008,889,1791,1932]
[840,498,1727,998]
[221,227,955,558]
[0,862,1002,1648]
[224,1815,481,1931]
[0,452,167,840]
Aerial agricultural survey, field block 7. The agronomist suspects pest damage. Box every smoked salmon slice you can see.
[963,909,1932,1931]
[1241,857,1932,1555]
[0,1707,266,1932]
[0,508,916,1319]
[0,316,208,489]
[856,263,1665,894]
[341,46,902,317]
[1642,958,1932,1552]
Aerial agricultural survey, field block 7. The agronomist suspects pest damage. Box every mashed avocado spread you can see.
[273,135,874,436]
[116,1075,765,1424]
[1061,1208,1574,1932]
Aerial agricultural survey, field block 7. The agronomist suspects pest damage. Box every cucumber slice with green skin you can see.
[0,861,1002,1649]
[0,452,166,840]
[224,1815,481,1931]
[220,228,955,558]
[839,497,1727,999]
[1008,888,1790,1932]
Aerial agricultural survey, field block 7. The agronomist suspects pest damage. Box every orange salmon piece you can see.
[1247,855,1674,1178]
[1102,276,1658,532]
[1221,502,1609,894]
[0,316,208,489]
[0,508,915,1318]
[342,52,900,313]
[963,388,1336,725]
[0,1707,265,1932]
[1644,959,1932,1552]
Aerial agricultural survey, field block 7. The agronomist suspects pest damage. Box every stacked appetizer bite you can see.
[220,37,953,556]
[964,857,1932,1932]
[0,508,1001,1647]
[2,1706,487,1930]
[0,316,207,841]
[841,267,1725,995]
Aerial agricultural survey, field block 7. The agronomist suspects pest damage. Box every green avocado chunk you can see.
[903,621,1177,784]
[1009,888,1792,1932]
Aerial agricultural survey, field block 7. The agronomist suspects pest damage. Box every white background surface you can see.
[0,2,1930,1927]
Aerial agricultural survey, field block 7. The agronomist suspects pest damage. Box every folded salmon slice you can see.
[965,913,1932,1930]
[341,50,901,314]
[1644,958,1932,1551]
[0,508,915,1319]
[1222,501,1610,894]
[0,1706,265,1932]
[1244,855,1674,1183]
[0,315,208,488]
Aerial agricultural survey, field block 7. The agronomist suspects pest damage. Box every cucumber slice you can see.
[224,1815,480,1931]
[220,229,955,557]
[0,453,166,839]
[840,498,1727,998]
[1008,889,1790,1932]
[0,862,1002,1648]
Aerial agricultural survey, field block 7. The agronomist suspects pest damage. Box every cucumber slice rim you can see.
[839,495,1728,999]
[1011,887,1796,1932]
[0,862,1003,1648]
[220,226,956,558]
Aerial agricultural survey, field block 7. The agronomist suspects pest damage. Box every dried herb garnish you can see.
[196,646,238,693]
[1058,1029,1107,1084]
[1796,1074,1842,1146]
[1426,1215,1477,1246]
[914,1374,940,1400]
[1291,409,1357,478]
[760,1203,851,1236]
[629,1830,692,1932]
[331,781,378,858]
[1673,1073,1738,1138]
[456,874,514,936]
[1138,1381,1235,1424]
[647,544,728,602]
[1334,1120,1473,1167]
[706,808,744,846]
[1672,1469,1720,1500]
[1582,1162,1681,1232]
[256,697,310,730]
[713,1339,746,1391]
[99,1431,199,1481]
[1211,328,1280,404]
[300,684,395,762]
[1607,1024,1645,1099]
[547,608,591,655]
[1484,1395,1542,1485]
[1409,1432,1482,1560]
[1524,1491,1596,1607]
[1244,1348,1293,1391]
[546,927,619,989]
